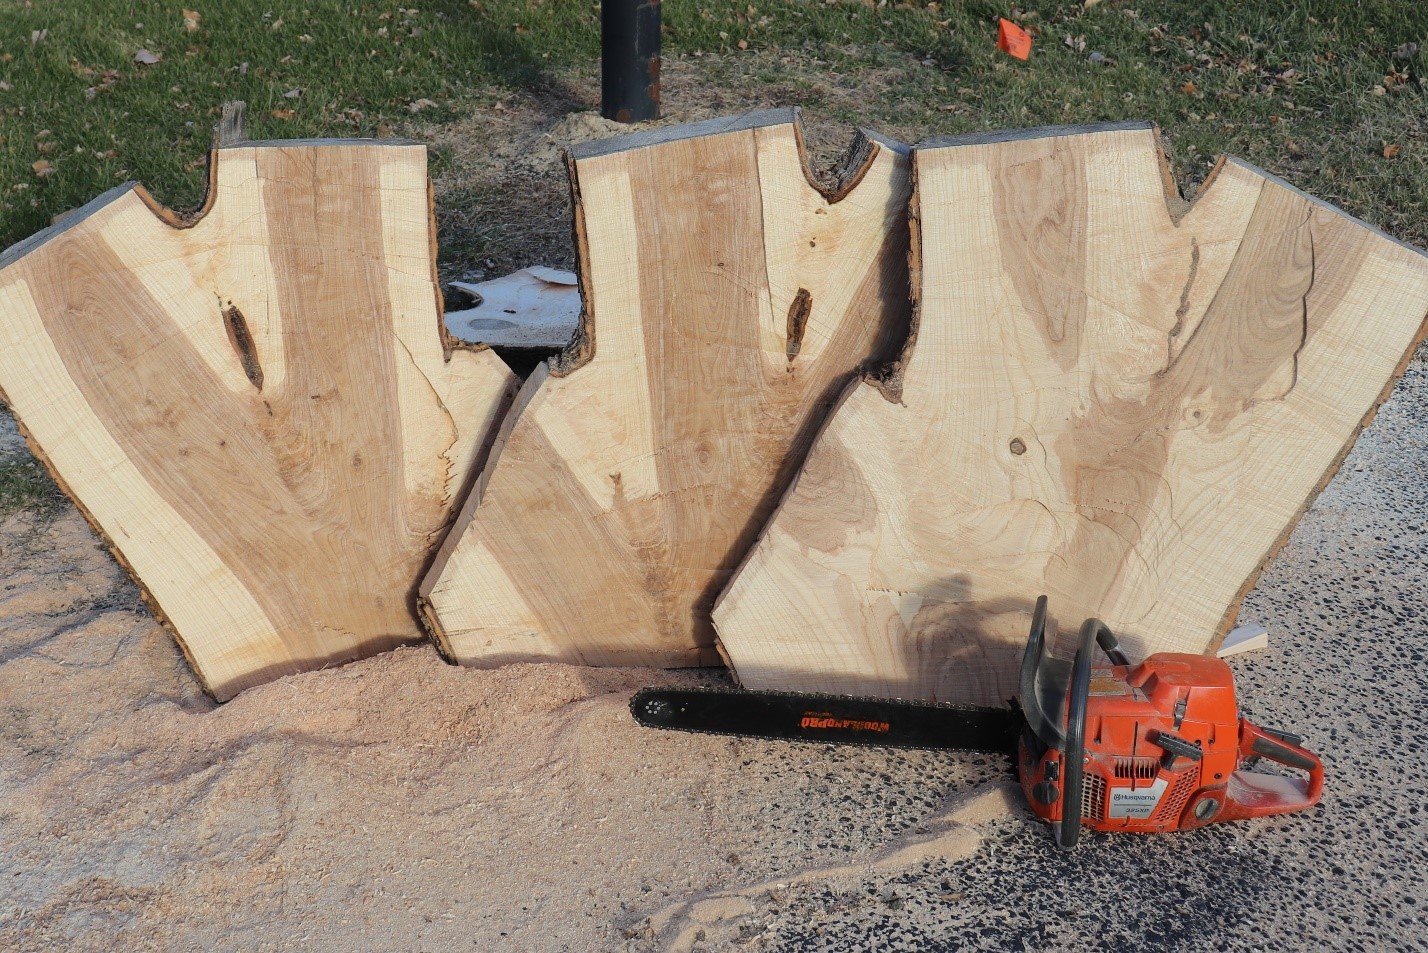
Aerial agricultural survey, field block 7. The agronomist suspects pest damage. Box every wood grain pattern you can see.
[714,123,1428,706]
[0,140,517,700]
[421,109,912,668]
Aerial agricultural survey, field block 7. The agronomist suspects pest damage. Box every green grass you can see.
[0,456,59,515]
[0,0,1425,247]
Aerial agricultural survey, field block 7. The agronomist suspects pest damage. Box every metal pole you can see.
[600,0,661,123]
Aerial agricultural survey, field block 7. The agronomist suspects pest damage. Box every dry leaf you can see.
[737,39,748,50]
[270,108,296,120]
[134,48,162,65]
[31,29,48,45]
[406,98,438,113]
[32,159,53,178]
[0,80,11,92]
[271,17,284,31]
[1181,81,1197,94]
[183,9,201,32]
[1371,85,1387,96]
[1383,143,1401,159]
[283,87,302,98]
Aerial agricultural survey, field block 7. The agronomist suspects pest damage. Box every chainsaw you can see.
[631,596,1324,849]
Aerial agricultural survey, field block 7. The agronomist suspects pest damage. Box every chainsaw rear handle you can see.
[1238,718,1326,806]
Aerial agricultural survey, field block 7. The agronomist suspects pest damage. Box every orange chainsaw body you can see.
[1018,650,1324,836]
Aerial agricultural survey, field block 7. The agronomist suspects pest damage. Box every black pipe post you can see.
[600,0,661,123]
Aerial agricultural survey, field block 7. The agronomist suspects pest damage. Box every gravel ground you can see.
[713,352,1428,952]
[0,348,1424,951]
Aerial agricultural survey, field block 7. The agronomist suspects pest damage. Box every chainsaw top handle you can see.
[1054,617,1103,850]
[1018,596,1112,851]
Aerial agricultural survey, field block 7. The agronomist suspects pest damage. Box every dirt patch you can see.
[418,50,919,286]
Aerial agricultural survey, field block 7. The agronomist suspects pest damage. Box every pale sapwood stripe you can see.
[460,385,677,665]
[99,199,258,396]
[537,156,660,512]
[0,276,287,692]
[795,143,910,365]
[377,147,452,385]
[753,123,797,355]
[211,147,289,393]
[753,125,911,367]
[372,147,518,510]
[438,349,519,509]
[1082,131,1196,390]
[433,536,564,663]
[376,150,464,504]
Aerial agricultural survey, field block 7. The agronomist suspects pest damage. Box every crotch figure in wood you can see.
[421,109,913,670]
[715,122,1428,707]
[0,140,517,700]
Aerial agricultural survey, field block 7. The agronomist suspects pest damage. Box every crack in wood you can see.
[220,302,264,391]
[785,287,812,362]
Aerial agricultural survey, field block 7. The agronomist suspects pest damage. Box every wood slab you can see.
[421,109,912,668]
[0,139,517,700]
[714,122,1428,706]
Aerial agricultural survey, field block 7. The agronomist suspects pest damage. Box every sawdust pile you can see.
[0,496,1003,952]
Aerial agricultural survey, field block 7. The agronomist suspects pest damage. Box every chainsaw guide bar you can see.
[629,687,1021,754]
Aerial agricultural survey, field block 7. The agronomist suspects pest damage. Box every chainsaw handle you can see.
[1234,719,1325,808]
[1054,617,1101,851]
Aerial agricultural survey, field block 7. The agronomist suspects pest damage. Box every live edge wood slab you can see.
[714,122,1428,707]
[421,109,912,669]
[0,139,516,700]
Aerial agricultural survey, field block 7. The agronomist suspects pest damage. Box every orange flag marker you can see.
[997,18,1032,60]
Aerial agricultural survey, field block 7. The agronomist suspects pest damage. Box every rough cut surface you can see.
[715,122,1428,707]
[422,109,912,669]
[0,141,516,700]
